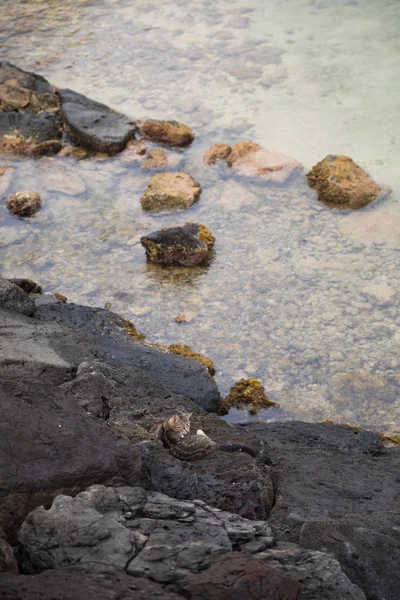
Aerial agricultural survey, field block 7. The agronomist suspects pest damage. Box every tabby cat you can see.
[155,413,257,461]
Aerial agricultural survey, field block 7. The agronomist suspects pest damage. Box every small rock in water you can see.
[203,143,232,165]
[136,118,194,147]
[5,191,42,217]
[141,147,169,169]
[141,226,209,266]
[175,312,187,323]
[307,155,383,209]
[219,378,279,415]
[140,172,201,212]
[227,140,301,181]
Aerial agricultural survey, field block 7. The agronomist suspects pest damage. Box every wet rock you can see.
[176,552,302,600]
[140,172,201,212]
[258,541,367,600]
[0,528,18,574]
[0,570,182,600]
[168,344,215,376]
[183,222,215,250]
[0,112,61,156]
[226,141,301,181]
[34,302,220,411]
[0,277,35,315]
[141,147,169,169]
[57,89,136,154]
[219,378,278,416]
[300,512,400,600]
[136,118,194,147]
[203,143,232,165]
[18,485,272,581]
[8,278,42,295]
[0,62,59,114]
[141,226,209,266]
[5,190,42,216]
[307,155,382,209]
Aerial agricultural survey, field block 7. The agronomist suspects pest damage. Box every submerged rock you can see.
[219,378,278,415]
[141,147,169,169]
[176,552,302,600]
[57,89,136,154]
[5,190,42,216]
[0,62,59,114]
[141,226,209,266]
[140,172,201,212]
[183,222,216,250]
[307,155,382,209]
[227,141,301,181]
[203,143,232,165]
[136,118,194,147]
[168,343,215,376]
[0,111,62,156]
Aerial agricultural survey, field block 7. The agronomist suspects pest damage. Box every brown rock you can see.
[183,222,215,250]
[0,62,59,114]
[136,118,194,147]
[140,172,201,212]
[141,147,169,169]
[227,141,301,182]
[219,379,279,416]
[307,155,382,209]
[168,344,215,376]
[5,191,42,217]
[203,144,232,165]
[141,226,209,267]
[176,552,303,600]
[57,144,89,160]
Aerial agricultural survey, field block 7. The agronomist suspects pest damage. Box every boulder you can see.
[219,378,278,416]
[257,541,367,600]
[136,118,194,147]
[140,172,201,212]
[0,570,182,600]
[140,226,209,266]
[203,143,232,165]
[57,89,136,154]
[307,155,382,209]
[0,277,35,315]
[0,111,61,155]
[5,190,42,216]
[226,141,301,181]
[176,552,302,600]
[0,62,59,114]
[183,222,215,249]
[34,302,220,411]
[243,421,400,600]
[18,485,272,581]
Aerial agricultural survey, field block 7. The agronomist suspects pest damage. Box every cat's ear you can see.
[168,415,179,426]
[184,412,192,420]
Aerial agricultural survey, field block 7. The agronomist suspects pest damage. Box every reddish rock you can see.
[136,119,194,147]
[203,144,232,165]
[140,172,201,212]
[307,155,382,209]
[5,191,42,217]
[176,552,303,600]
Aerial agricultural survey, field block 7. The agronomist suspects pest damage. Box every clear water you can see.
[1,0,400,433]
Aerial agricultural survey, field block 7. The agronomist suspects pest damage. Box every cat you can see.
[155,413,257,461]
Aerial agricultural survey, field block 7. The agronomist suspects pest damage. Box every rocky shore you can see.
[0,277,399,600]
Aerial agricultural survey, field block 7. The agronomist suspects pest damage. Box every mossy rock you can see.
[183,222,215,250]
[123,318,146,342]
[307,155,381,209]
[167,344,215,376]
[219,378,278,415]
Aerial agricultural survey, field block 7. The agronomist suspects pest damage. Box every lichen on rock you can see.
[140,172,201,212]
[307,154,382,209]
[123,318,146,342]
[167,344,216,376]
[219,378,278,415]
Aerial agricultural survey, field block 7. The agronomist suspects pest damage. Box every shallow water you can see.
[1,0,400,432]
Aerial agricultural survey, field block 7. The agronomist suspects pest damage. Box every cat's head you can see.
[167,412,192,434]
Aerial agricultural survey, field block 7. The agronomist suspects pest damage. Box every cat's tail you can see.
[218,443,258,458]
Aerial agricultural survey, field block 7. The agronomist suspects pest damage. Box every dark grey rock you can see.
[0,111,61,154]
[0,527,18,574]
[257,541,366,600]
[0,570,182,600]
[35,302,220,411]
[8,278,42,295]
[18,485,271,582]
[58,88,136,153]
[141,226,209,266]
[0,62,59,113]
[0,277,35,315]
